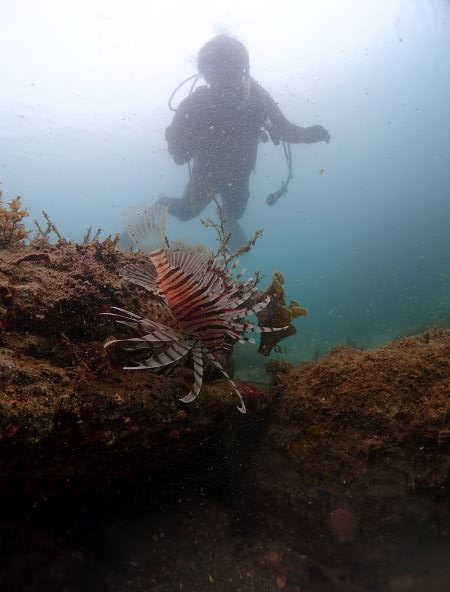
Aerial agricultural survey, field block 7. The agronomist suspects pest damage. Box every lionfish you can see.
[105,204,285,413]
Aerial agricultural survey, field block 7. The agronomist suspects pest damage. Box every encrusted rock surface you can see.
[238,328,450,590]
[270,328,450,495]
[1,239,449,591]
[0,240,264,496]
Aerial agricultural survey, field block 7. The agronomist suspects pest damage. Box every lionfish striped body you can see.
[106,204,285,413]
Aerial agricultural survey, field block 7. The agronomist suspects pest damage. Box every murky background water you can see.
[1,3,450,591]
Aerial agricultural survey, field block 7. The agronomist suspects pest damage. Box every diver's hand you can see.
[303,125,330,143]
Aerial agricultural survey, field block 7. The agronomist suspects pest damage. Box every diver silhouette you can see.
[159,34,330,251]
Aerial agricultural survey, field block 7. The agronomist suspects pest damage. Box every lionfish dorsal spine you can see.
[122,202,168,252]
[124,339,192,371]
[121,262,160,293]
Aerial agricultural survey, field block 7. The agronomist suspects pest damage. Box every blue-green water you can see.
[1,4,449,590]
[1,0,449,369]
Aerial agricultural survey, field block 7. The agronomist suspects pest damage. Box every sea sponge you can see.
[0,192,30,249]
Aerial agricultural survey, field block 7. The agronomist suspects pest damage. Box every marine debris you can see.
[257,271,308,355]
[0,191,30,249]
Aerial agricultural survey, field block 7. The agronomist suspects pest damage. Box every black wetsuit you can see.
[162,78,329,249]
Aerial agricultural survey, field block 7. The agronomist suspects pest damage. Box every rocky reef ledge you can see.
[240,327,450,589]
[0,238,449,502]
[0,240,261,496]
[1,239,449,591]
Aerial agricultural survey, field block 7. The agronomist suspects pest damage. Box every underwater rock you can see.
[1,237,449,590]
[0,241,267,496]
[327,505,358,543]
[269,328,450,494]
[238,328,450,590]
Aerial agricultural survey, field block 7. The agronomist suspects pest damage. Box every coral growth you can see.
[257,271,308,355]
[0,191,30,249]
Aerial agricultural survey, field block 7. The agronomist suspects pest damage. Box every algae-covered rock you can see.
[0,241,267,496]
[269,328,450,495]
[237,329,450,590]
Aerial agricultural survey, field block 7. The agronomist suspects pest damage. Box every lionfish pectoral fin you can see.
[122,202,168,252]
[236,399,247,415]
[237,336,256,344]
[205,353,247,414]
[235,321,290,334]
[220,295,270,319]
[107,306,142,319]
[104,336,148,349]
[179,391,198,404]
[179,346,203,404]
[125,341,192,371]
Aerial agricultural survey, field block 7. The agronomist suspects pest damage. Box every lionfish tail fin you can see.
[122,202,168,252]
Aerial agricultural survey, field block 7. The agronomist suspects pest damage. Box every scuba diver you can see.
[158,34,330,251]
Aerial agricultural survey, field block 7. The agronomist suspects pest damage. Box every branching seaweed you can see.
[0,191,30,249]
[83,226,103,244]
[0,188,121,279]
[201,196,264,283]
[33,209,120,254]
[34,211,63,240]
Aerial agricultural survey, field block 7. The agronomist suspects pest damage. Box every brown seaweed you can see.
[257,271,308,355]
[0,192,30,249]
